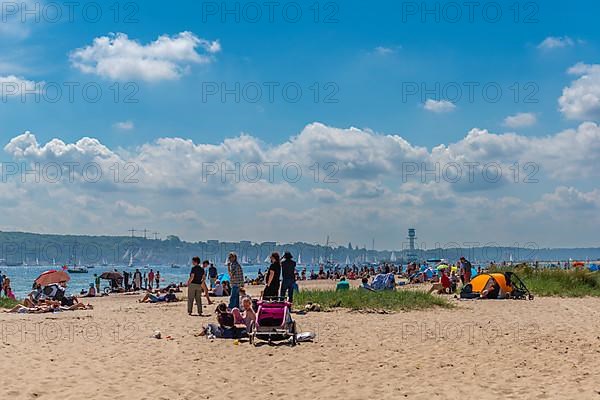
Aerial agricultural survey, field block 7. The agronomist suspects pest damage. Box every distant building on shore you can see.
[407,228,418,262]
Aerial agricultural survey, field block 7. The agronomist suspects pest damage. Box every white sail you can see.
[122,249,130,261]
[134,248,143,258]
[345,255,350,265]
[256,255,260,264]
[390,252,397,262]
[264,255,270,263]
[297,253,302,265]
[319,256,324,264]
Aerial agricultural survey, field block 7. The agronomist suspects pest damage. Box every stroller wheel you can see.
[290,322,298,346]
[528,294,534,300]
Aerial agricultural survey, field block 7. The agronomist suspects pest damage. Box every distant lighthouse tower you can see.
[407,228,417,262]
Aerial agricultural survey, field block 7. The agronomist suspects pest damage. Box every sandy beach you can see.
[1,281,599,400]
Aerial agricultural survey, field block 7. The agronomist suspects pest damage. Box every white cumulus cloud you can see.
[423,99,456,113]
[559,63,600,120]
[113,121,135,131]
[537,36,576,50]
[503,112,537,128]
[0,75,44,97]
[69,32,221,82]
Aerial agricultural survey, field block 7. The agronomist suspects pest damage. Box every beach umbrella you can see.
[35,270,70,286]
[100,271,123,280]
[217,272,230,282]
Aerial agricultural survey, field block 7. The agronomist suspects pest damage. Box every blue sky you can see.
[2,0,598,147]
[1,0,600,249]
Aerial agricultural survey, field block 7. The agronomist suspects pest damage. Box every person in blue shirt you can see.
[336,276,350,291]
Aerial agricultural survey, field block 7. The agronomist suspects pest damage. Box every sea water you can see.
[0,264,274,298]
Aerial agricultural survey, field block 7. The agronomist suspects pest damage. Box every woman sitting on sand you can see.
[199,303,247,339]
[82,283,97,297]
[428,269,453,294]
[209,280,224,297]
[222,281,231,297]
[232,296,256,329]
[24,284,44,307]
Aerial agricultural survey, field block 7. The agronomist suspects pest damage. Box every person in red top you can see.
[429,269,452,294]
[148,269,155,290]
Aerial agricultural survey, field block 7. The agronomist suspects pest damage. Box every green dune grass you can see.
[493,265,600,297]
[294,288,452,312]
[0,298,20,309]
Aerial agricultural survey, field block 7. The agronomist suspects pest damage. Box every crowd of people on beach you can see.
[5,281,93,314]
[2,250,502,319]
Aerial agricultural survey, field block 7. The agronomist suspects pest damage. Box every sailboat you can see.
[264,255,271,264]
[128,252,134,267]
[67,257,88,273]
[345,255,351,265]
[390,252,397,262]
[255,255,261,264]
[297,253,303,266]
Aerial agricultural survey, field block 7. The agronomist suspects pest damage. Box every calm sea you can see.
[1,264,276,298]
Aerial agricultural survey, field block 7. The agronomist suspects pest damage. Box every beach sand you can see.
[1,281,599,399]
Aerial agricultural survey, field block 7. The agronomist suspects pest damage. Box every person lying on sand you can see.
[139,289,179,303]
[480,280,500,299]
[4,304,58,314]
[5,302,93,313]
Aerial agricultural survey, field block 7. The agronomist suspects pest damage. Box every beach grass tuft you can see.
[294,288,452,312]
[494,265,600,297]
[0,297,20,309]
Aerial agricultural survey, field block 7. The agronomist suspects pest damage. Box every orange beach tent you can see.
[469,273,512,294]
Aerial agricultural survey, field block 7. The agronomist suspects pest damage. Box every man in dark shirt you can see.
[208,263,218,289]
[187,258,212,316]
[280,251,297,302]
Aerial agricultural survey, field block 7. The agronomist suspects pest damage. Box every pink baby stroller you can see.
[249,297,297,346]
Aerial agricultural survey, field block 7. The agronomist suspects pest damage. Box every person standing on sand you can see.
[2,275,11,297]
[263,252,281,299]
[133,269,142,291]
[460,257,472,284]
[94,274,100,294]
[227,253,244,310]
[208,263,218,289]
[280,251,296,302]
[187,258,212,316]
[123,270,130,291]
[0,273,4,297]
[148,269,155,290]
[155,271,161,289]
